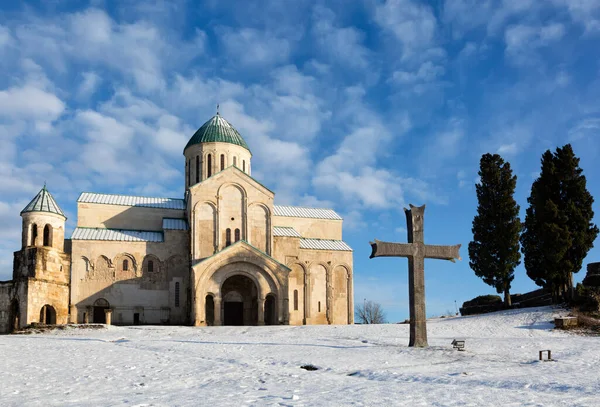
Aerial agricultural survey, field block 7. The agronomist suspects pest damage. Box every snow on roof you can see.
[300,238,352,251]
[272,226,301,237]
[71,227,163,242]
[78,192,185,210]
[273,205,342,220]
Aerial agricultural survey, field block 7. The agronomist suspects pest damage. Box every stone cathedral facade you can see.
[0,114,354,333]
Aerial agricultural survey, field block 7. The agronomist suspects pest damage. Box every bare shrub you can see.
[356,300,386,324]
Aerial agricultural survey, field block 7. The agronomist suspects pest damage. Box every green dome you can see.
[184,114,250,153]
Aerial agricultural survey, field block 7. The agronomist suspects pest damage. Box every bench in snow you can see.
[451,339,465,351]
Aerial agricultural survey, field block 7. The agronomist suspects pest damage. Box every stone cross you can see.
[369,204,461,347]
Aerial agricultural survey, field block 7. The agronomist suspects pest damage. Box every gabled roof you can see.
[189,164,274,195]
[272,205,342,220]
[21,185,66,218]
[163,218,188,230]
[78,192,185,210]
[300,238,352,251]
[185,114,250,152]
[273,226,301,237]
[71,227,163,242]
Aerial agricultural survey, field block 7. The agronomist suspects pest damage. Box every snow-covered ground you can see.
[0,306,598,406]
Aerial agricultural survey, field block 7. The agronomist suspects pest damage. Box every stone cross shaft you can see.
[370,204,461,348]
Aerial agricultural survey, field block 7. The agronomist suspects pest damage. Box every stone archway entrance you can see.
[93,298,110,323]
[9,300,19,332]
[40,304,57,325]
[221,275,258,326]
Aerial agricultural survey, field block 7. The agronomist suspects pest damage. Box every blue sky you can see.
[0,0,599,322]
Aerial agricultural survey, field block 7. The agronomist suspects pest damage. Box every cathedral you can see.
[0,114,354,333]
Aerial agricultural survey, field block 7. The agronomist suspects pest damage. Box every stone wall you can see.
[273,236,353,325]
[70,230,190,325]
[12,246,71,327]
[77,202,185,231]
[0,281,14,334]
[189,166,274,262]
[272,216,343,240]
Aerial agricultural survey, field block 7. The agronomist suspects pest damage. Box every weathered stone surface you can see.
[370,204,460,347]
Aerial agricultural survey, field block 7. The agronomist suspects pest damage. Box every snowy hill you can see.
[1,306,598,406]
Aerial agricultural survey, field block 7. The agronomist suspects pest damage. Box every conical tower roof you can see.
[20,185,66,218]
[184,114,250,153]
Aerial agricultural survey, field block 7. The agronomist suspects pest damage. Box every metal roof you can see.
[273,205,342,220]
[78,192,185,210]
[300,238,353,251]
[272,226,301,237]
[163,218,189,230]
[21,185,66,218]
[71,227,164,242]
[185,114,250,152]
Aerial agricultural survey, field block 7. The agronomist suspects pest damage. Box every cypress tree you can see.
[521,144,598,300]
[469,154,522,306]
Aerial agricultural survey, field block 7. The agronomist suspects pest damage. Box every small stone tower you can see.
[11,185,71,329]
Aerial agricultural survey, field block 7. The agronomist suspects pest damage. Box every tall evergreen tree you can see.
[521,144,598,300]
[469,154,522,306]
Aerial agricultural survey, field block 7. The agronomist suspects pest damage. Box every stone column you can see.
[214,296,222,326]
[69,305,77,324]
[282,298,289,325]
[104,309,113,326]
[257,297,265,325]
[326,267,332,324]
[347,272,354,324]
[304,269,311,320]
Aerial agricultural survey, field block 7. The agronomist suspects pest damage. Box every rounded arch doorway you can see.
[40,304,57,325]
[221,274,258,326]
[93,298,110,324]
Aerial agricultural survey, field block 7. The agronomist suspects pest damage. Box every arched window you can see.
[207,154,212,178]
[294,290,299,311]
[43,224,51,247]
[196,155,200,183]
[220,154,225,171]
[243,160,246,172]
[234,228,240,242]
[233,156,237,167]
[30,223,38,246]
[226,228,231,247]
[175,282,180,308]
[148,260,154,273]
[123,259,129,271]
[187,159,191,186]
[318,301,321,313]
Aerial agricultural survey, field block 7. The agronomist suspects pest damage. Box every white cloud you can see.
[504,23,566,65]
[312,6,371,70]
[219,27,291,67]
[374,0,437,55]
[0,85,64,122]
[569,118,600,141]
[0,24,12,48]
[78,72,101,98]
[391,61,445,84]
[497,142,519,155]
